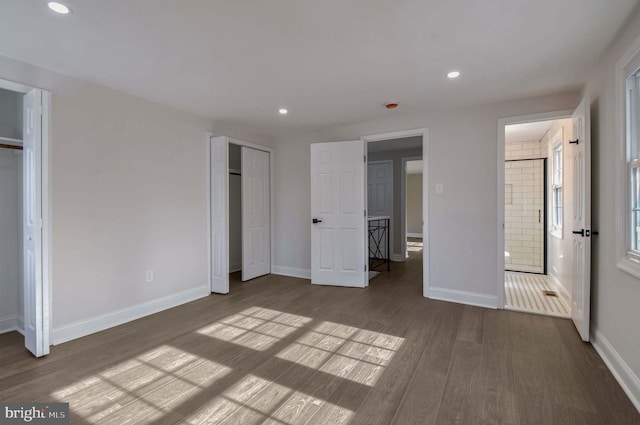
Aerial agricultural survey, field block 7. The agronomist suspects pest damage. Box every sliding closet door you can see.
[210,136,229,294]
[242,147,271,281]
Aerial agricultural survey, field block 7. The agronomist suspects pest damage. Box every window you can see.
[551,143,563,234]
[618,46,640,279]
[627,67,640,253]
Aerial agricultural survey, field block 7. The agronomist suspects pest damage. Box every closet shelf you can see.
[0,136,22,144]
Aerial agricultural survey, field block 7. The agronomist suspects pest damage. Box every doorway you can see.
[364,129,429,295]
[0,79,51,357]
[497,98,592,341]
[210,136,273,294]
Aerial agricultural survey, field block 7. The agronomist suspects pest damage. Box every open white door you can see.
[23,89,48,357]
[241,146,271,281]
[570,97,591,341]
[210,136,229,294]
[311,141,367,287]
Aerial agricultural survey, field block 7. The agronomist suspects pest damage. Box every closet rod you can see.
[0,143,23,151]
[230,171,241,176]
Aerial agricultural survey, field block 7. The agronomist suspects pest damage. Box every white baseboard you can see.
[0,314,19,334]
[428,286,498,309]
[407,233,423,238]
[548,273,571,304]
[229,264,242,273]
[52,285,210,345]
[391,254,407,262]
[272,265,311,280]
[591,324,640,414]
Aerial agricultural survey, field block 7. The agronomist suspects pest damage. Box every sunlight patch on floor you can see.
[407,239,423,252]
[276,321,404,386]
[197,307,312,351]
[51,345,231,424]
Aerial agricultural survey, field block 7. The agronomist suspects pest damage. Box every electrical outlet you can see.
[435,183,444,194]
[145,270,154,282]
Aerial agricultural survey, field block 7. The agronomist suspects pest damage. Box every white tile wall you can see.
[505,159,544,273]
[505,140,544,160]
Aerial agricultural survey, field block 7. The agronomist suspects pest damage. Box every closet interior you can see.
[229,143,242,274]
[0,87,24,335]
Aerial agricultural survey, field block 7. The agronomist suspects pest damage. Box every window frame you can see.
[616,39,640,279]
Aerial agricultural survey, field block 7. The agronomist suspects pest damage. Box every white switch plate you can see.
[146,270,154,282]
[435,183,444,194]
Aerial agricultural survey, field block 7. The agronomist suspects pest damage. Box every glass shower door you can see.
[505,159,545,273]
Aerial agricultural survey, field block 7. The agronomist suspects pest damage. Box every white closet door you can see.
[310,140,366,287]
[210,136,229,294]
[23,89,48,357]
[242,147,271,281]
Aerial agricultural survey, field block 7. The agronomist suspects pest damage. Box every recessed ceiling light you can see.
[48,2,71,14]
[279,108,288,115]
[447,70,461,79]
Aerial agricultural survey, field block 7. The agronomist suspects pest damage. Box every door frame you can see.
[497,110,572,308]
[401,156,423,259]
[207,135,274,293]
[362,128,430,297]
[0,78,52,354]
[367,160,394,260]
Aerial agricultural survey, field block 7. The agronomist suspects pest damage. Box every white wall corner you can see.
[0,315,19,335]
[428,287,498,309]
[590,323,640,414]
[391,254,408,262]
[52,285,210,345]
[272,265,311,280]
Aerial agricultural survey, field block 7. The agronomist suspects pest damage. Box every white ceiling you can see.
[505,120,557,144]
[0,0,637,138]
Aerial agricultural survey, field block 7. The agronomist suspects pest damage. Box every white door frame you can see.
[0,78,52,355]
[362,129,430,297]
[207,135,274,293]
[496,110,573,308]
[401,156,423,259]
[367,160,394,260]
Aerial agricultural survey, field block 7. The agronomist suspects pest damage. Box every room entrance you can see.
[498,97,592,341]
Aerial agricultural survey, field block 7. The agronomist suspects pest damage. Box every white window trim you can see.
[615,33,640,280]
[550,130,563,239]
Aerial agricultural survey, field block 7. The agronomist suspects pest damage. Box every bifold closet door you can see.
[242,147,270,281]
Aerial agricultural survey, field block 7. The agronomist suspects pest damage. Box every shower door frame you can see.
[504,157,548,275]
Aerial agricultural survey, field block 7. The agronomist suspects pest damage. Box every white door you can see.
[570,97,591,342]
[23,89,48,357]
[242,147,271,281]
[210,136,229,294]
[367,161,393,258]
[310,141,367,287]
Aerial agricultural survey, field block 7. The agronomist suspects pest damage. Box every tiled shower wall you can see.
[505,147,545,273]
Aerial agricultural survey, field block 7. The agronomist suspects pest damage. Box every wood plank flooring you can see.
[1,250,638,425]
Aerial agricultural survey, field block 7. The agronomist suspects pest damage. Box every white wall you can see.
[544,120,575,298]
[406,173,422,235]
[0,54,273,343]
[0,149,22,333]
[273,92,579,304]
[583,4,640,405]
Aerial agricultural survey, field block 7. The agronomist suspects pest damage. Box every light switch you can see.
[435,183,444,194]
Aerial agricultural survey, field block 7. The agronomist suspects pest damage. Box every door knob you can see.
[312,218,322,224]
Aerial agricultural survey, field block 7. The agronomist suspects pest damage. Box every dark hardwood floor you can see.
[1,245,638,424]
